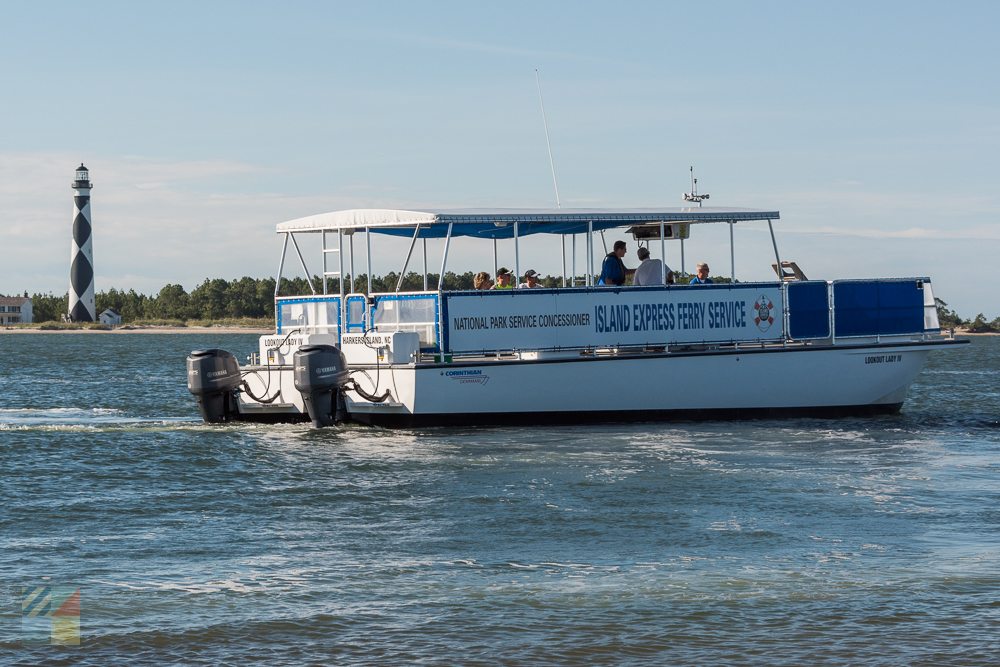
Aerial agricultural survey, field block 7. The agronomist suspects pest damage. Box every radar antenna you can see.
[683,166,710,207]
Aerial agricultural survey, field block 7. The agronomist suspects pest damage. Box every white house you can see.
[99,309,122,327]
[0,294,32,324]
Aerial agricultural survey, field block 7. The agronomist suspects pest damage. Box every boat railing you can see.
[275,294,341,335]
[367,292,439,350]
[829,278,939,341]
[273,278,941,352]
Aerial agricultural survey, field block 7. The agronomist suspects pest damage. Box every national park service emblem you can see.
[753,294,775,332]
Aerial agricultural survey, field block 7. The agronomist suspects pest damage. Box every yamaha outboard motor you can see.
[293,344,349,427]
[186,349,241,423]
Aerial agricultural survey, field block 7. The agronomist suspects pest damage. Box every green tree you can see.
[29,292,69,322]
[966,313,1000,333]
[155,284,191,319]
[934,298,966,328]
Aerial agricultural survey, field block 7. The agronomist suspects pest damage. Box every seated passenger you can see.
[689,263,714,284]
[491,267,514,289]
[633,247,674,286]
[519,269,542,288]
[597,240,636,286]
[474,271,493,290]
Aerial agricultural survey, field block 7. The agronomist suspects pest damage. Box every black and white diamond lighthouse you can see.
[68,163,96,322]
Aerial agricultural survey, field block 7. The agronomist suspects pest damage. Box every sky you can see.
[2,1,998,317]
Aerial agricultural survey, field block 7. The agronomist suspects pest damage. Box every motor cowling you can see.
[293,344,349,427]
[187,349,241,423]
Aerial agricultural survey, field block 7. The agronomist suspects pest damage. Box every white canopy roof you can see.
[275,207,780,238]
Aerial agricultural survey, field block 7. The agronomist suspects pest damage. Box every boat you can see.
[185,206,967,428]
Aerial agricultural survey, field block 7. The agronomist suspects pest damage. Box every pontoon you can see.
[186,207,967,428]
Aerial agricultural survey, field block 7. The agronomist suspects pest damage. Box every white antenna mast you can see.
[536,70,561,208]
[683,166,710,207]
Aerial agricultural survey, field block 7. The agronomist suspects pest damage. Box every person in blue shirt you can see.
[689,262,714,284]
[598,241,636,286]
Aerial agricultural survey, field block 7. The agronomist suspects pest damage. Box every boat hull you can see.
[344,340,962,428]
[347,402,904,428]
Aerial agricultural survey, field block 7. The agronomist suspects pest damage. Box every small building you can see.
[0,294,32,324]
[99,309,122,327]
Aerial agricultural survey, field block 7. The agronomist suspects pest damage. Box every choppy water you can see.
[1,333,998,666]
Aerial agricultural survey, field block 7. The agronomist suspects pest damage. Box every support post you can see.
[493,239,498,283]
[572,235,576,286]
[366,226,372,295]
[322,230,328,295]
[561,235,566,287]
[680,238,685,276]
[396,224,421,292]
[338,229,345,335]
[514,221,520,287]
[275,233,289,298]
[439,222,454,285]
[729,220,735,283]
[349,233,355,293]
[588,220,594,286]
[767,219,783,282]
[437,222,454,354]
[290,233,315,294]
[659,220,667,285]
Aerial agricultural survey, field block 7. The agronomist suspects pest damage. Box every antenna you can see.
[683,166,710,207]
[535,70,561,208]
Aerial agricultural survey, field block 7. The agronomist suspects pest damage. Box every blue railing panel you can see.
[877,281,926,334]
[833,280,925,337]
[787,281,830,339]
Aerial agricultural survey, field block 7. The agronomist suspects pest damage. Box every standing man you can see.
[491,267,514,289]
[689,263,714,284]
[519,269,543,288]
[633,247,674,286]
[598,240,636,286]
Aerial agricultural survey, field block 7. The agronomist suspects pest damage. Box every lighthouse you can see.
[68,163,96,322]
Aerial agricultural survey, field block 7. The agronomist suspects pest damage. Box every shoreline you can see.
[1,326,272,334]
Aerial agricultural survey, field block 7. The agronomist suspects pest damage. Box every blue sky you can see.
[2,1,998,316]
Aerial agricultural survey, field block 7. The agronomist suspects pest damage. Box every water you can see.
[1,333,998,666]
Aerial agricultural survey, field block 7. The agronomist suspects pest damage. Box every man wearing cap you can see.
[633,247,674,286]
[491,267,514,289]
[519,269,543,288]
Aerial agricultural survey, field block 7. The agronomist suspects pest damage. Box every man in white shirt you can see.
[633,247,673,286]
[518,269,543,288]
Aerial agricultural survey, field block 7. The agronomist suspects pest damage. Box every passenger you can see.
[474,271,493,290]
[491,267,514,289]
[633,246,674,286]
[519,269,542,288]
[597,240,636,286]
[689,262,714,284]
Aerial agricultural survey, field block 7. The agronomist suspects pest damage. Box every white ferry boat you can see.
[186,207,967,428]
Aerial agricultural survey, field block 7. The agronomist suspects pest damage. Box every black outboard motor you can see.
[187,349,242,423]
[293,345,349,427]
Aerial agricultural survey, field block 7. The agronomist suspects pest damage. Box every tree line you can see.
[22,272,491,323]
[935,299,1000,333]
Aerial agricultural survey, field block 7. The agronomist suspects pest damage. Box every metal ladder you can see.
[322,230,346,330]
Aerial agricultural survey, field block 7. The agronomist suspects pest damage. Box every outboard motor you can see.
[293,345,350,427]
[186,349,241,423]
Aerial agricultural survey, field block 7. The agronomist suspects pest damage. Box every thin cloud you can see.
[780,225,1000,240]
[355,29,611,64]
